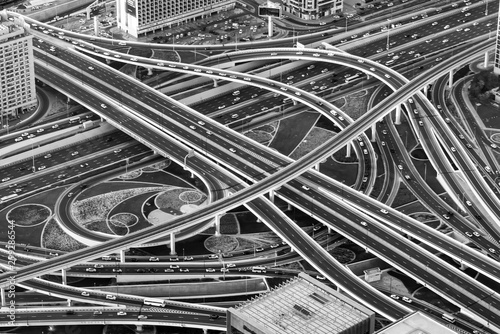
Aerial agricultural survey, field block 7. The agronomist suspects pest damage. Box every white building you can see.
[0,14,36,125]
[281,0,343,20]
[116,0,236,38]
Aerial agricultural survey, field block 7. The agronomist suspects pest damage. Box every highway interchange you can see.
[2,0,500,332]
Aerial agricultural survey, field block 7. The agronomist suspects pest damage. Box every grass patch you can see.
[84,220,114,234]
[204,235,239,253]
[203,213,239,234]
[8,205,50,226]
[245,130,273,144]
[42,219,86,252]
[290,127,335,160]
[109,213,137,227]
[156,188,206,210]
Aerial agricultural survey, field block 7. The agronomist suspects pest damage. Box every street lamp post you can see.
[386,19,391,51]
[424,163,427,181]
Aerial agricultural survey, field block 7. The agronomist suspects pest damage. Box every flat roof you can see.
[377,312,458,334]
[229,273,374,334]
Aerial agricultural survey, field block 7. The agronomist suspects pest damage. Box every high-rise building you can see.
[281,0,343,20]
[226,273,375,334]
[116,0,236,38]
[0,14,36,126]
[494,6,500,75]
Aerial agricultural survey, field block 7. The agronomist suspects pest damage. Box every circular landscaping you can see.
[118,170,143,180]
[109,213,138,227]
[204,235,239,253]
[156,188,207,212]
[7,204,51,227]
[330,247,356,264]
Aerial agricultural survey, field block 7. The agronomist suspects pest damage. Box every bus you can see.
[69,116,81,124]
[0,194,18,203]
[442,313,455,323]
[282,97,295,104]
[252,266,266,273]
[345,74,361,83]
[144,298,166,307]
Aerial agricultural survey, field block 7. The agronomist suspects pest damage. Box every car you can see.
[157,62,164,66]
[491,143,498,149]
[44,154,52,159]
[52,124,59,129]
[464,27,470,31]
[243,77,251,81]
[112,268,122,273]
[402,297,412,303]
[380,209,388,214]
[418,121,424,127]
[384,74,390,78]
[68,193,73,198]
[86,268,96,272]
[81,291,90,296]
[149,257,159,262]
[465,13,471,17]
[114,54,121,58]
[94,264,104,269]
[390,294,399,299]
[465,201,472,207]
[179,268,190,273]
[117,311,127,316]
[138,315,148,320]
[443,214,450,220]
[362,177,368,183]
[473,232,480,237]
[189,125,196,130]
[209,314,220,320]
[38,165,46,171]
[136,268,146,273]
[256,247,264,252]
[451,147,456,152]
[164,268,174,273]
[208,254,218,259]
[169,257,179,261]
[270,243,280,249]
[360,221,368,227]
[36,128,44,133]
[444,25,450,29]
[295,91,301,96]
[251,94,258,98]
[130,57,137,61]
[15,137,23,142]
[489,248,496,253]
[229,148,236,153]
[27,134,36,139]
[88,66,94,70]
[206,268,215,272]
[218,105,225,110]
[71,151,79,156]
[397,165,403,170]
[221,267,230,273]
[465,232,473,237]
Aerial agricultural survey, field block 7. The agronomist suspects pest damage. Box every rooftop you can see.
[376,312,458,334]
[229,273,374,334]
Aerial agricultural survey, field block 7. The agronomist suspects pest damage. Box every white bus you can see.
[442,313,455,323]
[144,298,166,307]
[345,74,361,83]
[0,194,18,203]
[252,266,266,273]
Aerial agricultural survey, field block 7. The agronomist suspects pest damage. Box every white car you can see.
[218,105,225,110]
[101,103,107,108]
[81,291,90,296]
[380,209,388,214]
[466,201,472,206]
[229,148,236,153]
[88,66,94,70]
[71,151,79,156]
[465,232,473,237]
[130,57,137,61]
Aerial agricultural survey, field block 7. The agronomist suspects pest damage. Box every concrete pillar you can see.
[136,325,143,332]
[287,203,292,211]
[371,123,377,142]
[345,142,352,158]
[170,233,176,255]
[67,96,71,103]
[61,269,67,285]
[147,67,153,76]
[257,217,261,223]
[105,59,111,64]
[67,299,71,306]
[423,84,428,96]
[269,189,274,203]
[268,16,273,37]
[327,226,331,234]
[460,261,468,271]
[214,214,221,236]
[213,78,218,87]
[120,249,126,263]
[337,286,341,293]
[203,328,208,334]
[314,162,320,171]
[0,288,5,306]
[484,50,489,68]
[448,70,453,88]
[394,105,401,125]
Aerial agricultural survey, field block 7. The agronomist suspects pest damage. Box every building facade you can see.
[0,14,36,126]
[116,0,236,38]
[281,0,343,20]
[494,6,500,75]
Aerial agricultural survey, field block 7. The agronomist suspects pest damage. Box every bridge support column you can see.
[422,84,428,96]
[120,249,126,263]
[460,261,468,271]
[147,67,153,76]
[327,226,332,234]
[448,70,453,89]
[484,50,489,68]
[67,97,71,103]
[256,217,261,223]
[314,162,320,171]
[213,78,218,87]
[136,324,143,332]
[345,142,352,158]
[287,203,292,211]
[269,190,274,203]
[61,269,67,285]
[48,325,57,332]
[0,288,5,306]
[394,105,401,125]
[202,328,208,334]
[105,59,111,64]
[371,124,377,142]
[214,214,221,236]
[170,233,176,255]
[268,16,273,37]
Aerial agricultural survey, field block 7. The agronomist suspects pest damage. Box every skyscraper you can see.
[0,14,36,126]
[116,0,236,38]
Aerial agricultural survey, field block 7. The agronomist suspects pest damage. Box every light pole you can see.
[183,149,195,170]
[424,163,427,181]
[386,19,391,51]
